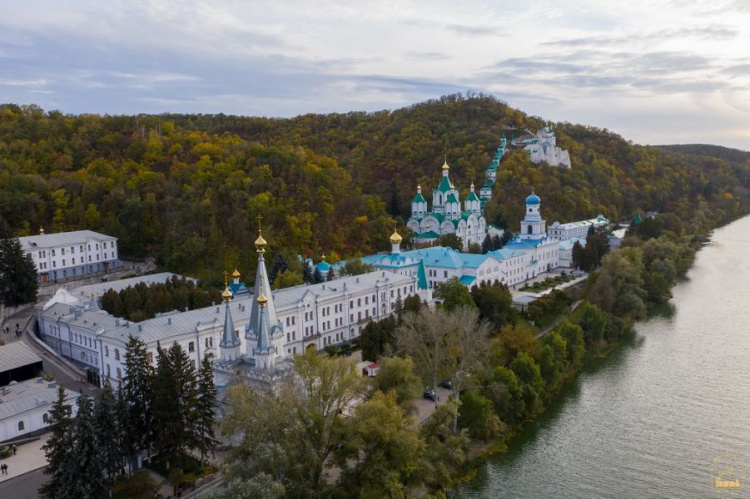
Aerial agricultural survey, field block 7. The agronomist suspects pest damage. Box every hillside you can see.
[1,95,748,281]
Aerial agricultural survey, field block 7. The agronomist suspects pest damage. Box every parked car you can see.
[423,389,438,402]
[438,379,453,390]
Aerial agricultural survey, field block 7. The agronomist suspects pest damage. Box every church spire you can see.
[219,272,241,360]
[245,223,282,369]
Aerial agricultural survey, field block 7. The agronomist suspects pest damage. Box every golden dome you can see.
[390,230,402,244]
[232,268,240,278]
[470,182,475,190]
[39,226,45,235]
[256,291,268,307]
[255,230,267,253]
[222,285,233,302]
[442,160,450,171]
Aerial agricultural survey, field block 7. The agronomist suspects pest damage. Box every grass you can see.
[520,274,576,293]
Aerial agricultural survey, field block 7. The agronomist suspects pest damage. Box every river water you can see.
[455,216,750,499]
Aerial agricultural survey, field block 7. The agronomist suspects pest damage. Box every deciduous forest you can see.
[1,94,748,283]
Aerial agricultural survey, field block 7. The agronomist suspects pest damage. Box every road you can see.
[0,468,46,499]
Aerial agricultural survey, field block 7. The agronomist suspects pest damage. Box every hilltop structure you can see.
[407,137,507,249]
[512,126,571,168]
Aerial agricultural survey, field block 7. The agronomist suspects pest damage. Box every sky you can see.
[1,0,749,150]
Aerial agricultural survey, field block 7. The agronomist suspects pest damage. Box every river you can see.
[455,215,750,498]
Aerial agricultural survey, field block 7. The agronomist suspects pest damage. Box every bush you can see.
[111,470,159,499]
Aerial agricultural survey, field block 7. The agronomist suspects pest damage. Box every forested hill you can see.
[1,95,748,281]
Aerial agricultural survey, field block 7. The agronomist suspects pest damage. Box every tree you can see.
[572,240,585,269]
[122,336,154,463]
[196,356,218,463]
[557,320,585,366]
[342,258,374,276]
[372,356,423,413]
[418,400,470,494]
[0,218,38,306]
[152,342,199,467]
[94,380,125,485]
[313,267,324,284]
[589,247,647,319]
[334,391,424,498]
[576,302,606,349]
[59,396,108,498]
[302,263,314,284]
[272,268,303,290]
[221,350,366,497]
[509,352,545,418]
[111,470,160,499]
[359,315,397,361]
[485,365,525,425]
[268,251,289,285]
[471,280,516,329]
[435,233,462,251]
[434,277,476,312]
[40,386,73,498]
[458,390,503,440]
[326,267,335,281]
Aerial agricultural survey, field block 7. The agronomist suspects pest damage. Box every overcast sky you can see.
[2,0,749,150]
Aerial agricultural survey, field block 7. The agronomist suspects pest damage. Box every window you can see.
[116,367,121,379]
[43,413,49,424]
[107,364,111,376]
[71,247,74,254]
[18,421,24,431]
[114,348,120,361]
[189,342,195,352]
[51,249,56,256]
[105,345,109,357]
[61,248,65,255]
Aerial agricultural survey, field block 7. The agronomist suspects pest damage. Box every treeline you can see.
[100,276,223,322]
[2,96,748,283]
[42,337,217,498]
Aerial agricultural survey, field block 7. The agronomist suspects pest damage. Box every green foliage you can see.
[359,315,397,362]
[589,247,647,319]
[94,381,125,484]
[196,356,218,462]
[434,277,476,312]
[576,302,607,349]
[435,233,463,251]
[272,268,303,289]
[122,336,155,458]
[40,386,73,498]
[527,290,572,327]
[58,396,108,498]
[470,280,516,330]
[341,257,374,276]
[556,320,586,367]
[111,470,160,499]
[372,356,423,412]
[334,391,424,498]
[458,390,503,441]
[418,400,470,494]
[0,217,38,306]
[152,342,200,465]
[101,276,221,321]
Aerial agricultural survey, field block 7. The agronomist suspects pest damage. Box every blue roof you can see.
[459,276,476,286]
[489,248,525,260]
[317,261,331,272]
[228,282,250,295]
[526,192,541,205]
[504,236,549,250]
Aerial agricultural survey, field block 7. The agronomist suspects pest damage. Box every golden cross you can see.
[223,270,229,287]
[257,214,263,232]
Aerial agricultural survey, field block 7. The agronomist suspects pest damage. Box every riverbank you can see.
[452,215,750,498]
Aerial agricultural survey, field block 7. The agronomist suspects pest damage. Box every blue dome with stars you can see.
[526,192,541,205]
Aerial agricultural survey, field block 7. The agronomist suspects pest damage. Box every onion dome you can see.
[442,159,450,171]
[222,285,233,302]
[256,290,268,307]
[255,230,267,253]
[390,230,402,244]
[526,191,541,205]
[232,268,240,278]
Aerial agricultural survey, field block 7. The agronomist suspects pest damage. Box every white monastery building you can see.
[20,229,119,283]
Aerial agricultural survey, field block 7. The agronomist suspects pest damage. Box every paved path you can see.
[0,433,50,486]
[535,299,583,339]
[0,467,46,498]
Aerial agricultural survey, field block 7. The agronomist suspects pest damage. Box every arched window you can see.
[527,225,533,234]
[43,413,49,424]
[18,421,25,431]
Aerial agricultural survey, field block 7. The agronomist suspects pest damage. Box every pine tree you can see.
[123,336,155,461]
[313,267,324,284]
[94,380,125,484]
[302,263,314,284]
[268,251,288,285]
[152,342,199,467]
[326,267,335,281]
[481,234,492,254]
[59,396,108,498]
[0,218,38,306]
[195,356,218,463]
[40,386,73,498]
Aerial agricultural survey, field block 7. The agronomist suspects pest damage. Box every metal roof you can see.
[0,342,43,374]
[0,378,79,421]
[20,230,116,251]
[70,273,193,299]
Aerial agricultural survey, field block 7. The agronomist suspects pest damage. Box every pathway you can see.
[0,433,50,485]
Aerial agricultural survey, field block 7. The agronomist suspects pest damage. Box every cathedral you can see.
[407,138,506,250]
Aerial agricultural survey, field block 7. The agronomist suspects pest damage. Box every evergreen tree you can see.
[94,380,125,484]
[195,356,218,463]
[481,234,493,254]
[268,251,288,285]
[152,342,199,466]
[40,386,73,498]
[302,263,314,284]
[313,267,324,284]
[0,218,38,306]
[59,396,108,499]
[326,267,335,281]
[122,336,155,462]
